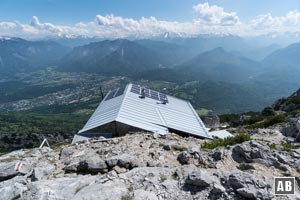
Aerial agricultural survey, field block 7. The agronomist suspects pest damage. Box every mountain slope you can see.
[263,42,300,68]
[161,35,249,54]
[266,88,300,113]
[135,39,195,66]
[257,42,300,93]
[59,39,167,76]
[176,47,261,82]
[0,37,70,75]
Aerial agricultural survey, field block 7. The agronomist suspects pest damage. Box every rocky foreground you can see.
[0,131,300,200]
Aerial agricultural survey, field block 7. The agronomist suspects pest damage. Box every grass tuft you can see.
[202,133,251,149]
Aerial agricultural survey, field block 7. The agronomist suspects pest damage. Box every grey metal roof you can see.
[78,83,211,139]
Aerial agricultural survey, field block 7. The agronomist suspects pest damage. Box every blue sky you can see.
[0,0,299,24]
[0,0,300,39]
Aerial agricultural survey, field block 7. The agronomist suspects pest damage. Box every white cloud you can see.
[94,14,200,38]
[250,10,300,29]
[250,10,300,34]
[0,3,299,39]
[193,2,239,25]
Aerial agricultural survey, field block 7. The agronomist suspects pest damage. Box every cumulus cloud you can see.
[94,14,200,38]
[0,3,299,39]
[250,10,300,29]
[193,2,239,25]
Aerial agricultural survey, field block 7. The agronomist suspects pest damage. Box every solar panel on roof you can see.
[105,89,117,101]
[144,89,150,97]
[130,84,141,94]
[150,93,159,100]
[114,86,125,97]
[104,86,126,101]
[145,93,150,98]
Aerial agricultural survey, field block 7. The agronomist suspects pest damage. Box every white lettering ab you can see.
[286,181,292,191]
[277,181,293,192]
[277,181,284,191]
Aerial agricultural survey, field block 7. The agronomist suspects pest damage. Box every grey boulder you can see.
[133,189,158,200]
[185,170,219,188]
[0,176,27,200]
[65,156,107,174]
[226,170,274,200]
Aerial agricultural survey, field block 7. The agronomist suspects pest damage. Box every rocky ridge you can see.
[0,132,300,200]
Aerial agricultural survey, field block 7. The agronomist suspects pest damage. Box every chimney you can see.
[139,87,146,99]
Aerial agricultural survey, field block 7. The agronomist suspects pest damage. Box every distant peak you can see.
[0,36,24,42]
[214,47,225,51]
[164,32,170,38]
[112,38,131,43]
[205,47,226,54]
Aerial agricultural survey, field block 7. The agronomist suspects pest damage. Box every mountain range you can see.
[0,37,70,76]
[175,47,261,83]
[59,39,167,75]
[1,35,300,113]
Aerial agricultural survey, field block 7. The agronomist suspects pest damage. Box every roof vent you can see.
[161,98,168,104]
[139,88,146,99]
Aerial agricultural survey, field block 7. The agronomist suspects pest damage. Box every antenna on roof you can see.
[100,87,104,100]
[139,87,146,99]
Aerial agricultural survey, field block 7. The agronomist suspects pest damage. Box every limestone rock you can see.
[177,152,191,165]
[185,170,219,187]
[72,180,128,200]
[106,157,119,168]
[232,141,276,166]
[202,115,221,129]
[133,189,158,200]
[60,146,76,160]
[225,170,274,200]
[210,149,223,161]
[31,164,56,181]
[23,175,99,200]
[0,162,20,182]
[117,154,138,169]
[0,176,27,200]
[84,157,107,173]
[1,132,299,200]
[65,155,107,174]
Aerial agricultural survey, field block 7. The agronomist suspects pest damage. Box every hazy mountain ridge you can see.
[0,38,70,75]
[263,42,300,69]
[176,47,262,83]
[59,39,167,76]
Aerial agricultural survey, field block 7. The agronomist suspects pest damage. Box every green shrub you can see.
[288,110,300,117]
[246,114,289,129]
[172,172,178,180]
[262,107,276,116]
[160,175,167,183]
[121,194,132,200]
[287,96,300,105]
[263,114,288,127]
[267,143,277,150]
[244,115,265,125]
[281,142,294,152]
[219,114,241,127]
[128,185,133,192]
[201,133,251,149]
